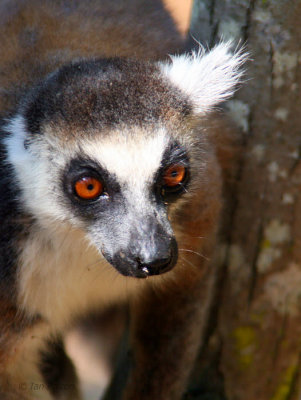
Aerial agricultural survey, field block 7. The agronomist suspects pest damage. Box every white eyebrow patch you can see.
[81,126,169,189]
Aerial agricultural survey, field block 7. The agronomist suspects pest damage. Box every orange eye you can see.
[74,177,103,200]
[163,165,186,187]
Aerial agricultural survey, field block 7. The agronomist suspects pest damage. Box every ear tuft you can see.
[159,42,247,115]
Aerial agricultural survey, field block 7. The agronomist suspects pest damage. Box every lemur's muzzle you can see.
[104,218,178,278]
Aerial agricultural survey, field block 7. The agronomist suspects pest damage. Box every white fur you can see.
[82,126,168,205]
[4,118,166,330]
[4,117,168,223]
[17,221,141,331]
[4,116,74,224]
[83,128,167,185]
[159,42,246,114]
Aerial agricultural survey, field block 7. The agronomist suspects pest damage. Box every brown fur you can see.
[0,0,183,115]
[0,1,236,399]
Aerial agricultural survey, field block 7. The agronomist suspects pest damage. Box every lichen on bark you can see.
[188,1,301,399]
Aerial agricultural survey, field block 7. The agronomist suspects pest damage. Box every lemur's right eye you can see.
[74,176,104,200]
[163,165,186,187]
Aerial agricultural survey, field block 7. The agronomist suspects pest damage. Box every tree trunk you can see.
[189,1,301,399]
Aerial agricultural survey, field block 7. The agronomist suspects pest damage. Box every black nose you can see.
[134,236,178,278]
[108,237,178,278]
[135,254,173,277]
[130,237,178,278]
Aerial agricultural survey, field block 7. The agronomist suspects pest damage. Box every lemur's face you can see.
[5,46,245,278]
[62,130,189,278]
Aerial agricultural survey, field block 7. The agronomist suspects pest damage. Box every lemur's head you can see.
[5,43,245,278]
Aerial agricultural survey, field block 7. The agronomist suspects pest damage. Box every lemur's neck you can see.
[16,222,140,331]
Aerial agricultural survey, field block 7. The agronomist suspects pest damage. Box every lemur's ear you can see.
[159,42,247,115]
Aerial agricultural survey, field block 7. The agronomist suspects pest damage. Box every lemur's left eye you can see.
[163,164,187,187]
[74,176,103,200]
[160,164,189,199]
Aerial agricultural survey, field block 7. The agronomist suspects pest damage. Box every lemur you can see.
[0,0,245,399]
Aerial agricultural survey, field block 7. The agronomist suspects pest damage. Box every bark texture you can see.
[189,1,301,400]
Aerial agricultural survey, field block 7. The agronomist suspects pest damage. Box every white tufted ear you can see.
[159,42,247,115]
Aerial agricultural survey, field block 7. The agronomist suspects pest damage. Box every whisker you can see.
[85,259,118,287]
[178,248,209,261]
[180,256,197,269]
[85,257,104,271]
[179,182,188,193]
[56,225,73,254]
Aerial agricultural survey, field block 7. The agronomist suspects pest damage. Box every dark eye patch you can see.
[154,141,190,202]
[62,155,122,219]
